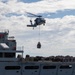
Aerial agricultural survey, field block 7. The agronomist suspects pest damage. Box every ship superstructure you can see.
[0,30,23,61]
[0,30,16,58]
[0,30,75,75]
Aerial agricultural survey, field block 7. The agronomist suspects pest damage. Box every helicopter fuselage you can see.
[26,12,46,28]
[27,17,46,28]
[34,17,45,25]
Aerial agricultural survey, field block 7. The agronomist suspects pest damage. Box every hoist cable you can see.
[37,25,41,49]
[39,25,40,42]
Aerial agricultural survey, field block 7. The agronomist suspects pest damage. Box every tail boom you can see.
[27,25,37,27]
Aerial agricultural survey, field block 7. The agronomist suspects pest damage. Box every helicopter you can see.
[26,12,46,48]
[26,12,46,29]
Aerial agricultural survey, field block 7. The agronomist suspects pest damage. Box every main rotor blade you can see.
[26,12,42,17]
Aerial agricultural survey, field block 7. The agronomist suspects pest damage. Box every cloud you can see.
[0,0,75,56]
[18,0,41,3]
[12,15,75,56]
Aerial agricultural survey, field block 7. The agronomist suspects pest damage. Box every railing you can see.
[0,50,24,61]
[0,50,23,53]
[17,46,24,51]
[0,58,19,61]
[0,29,9,34]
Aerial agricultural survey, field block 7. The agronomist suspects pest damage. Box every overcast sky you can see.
[0,0,75,57]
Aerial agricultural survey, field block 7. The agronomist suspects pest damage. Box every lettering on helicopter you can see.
[26,12,46,29]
